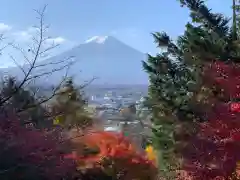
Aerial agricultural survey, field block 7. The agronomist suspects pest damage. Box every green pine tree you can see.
[232,0,240,39]
[177,0,240,62]
[176,0,240,103]
[142,35,198,178]
[51,77,92,130]
[143,0,240,178]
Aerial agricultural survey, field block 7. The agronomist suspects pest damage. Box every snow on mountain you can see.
[3,36,148,85]
[85,36,109,44]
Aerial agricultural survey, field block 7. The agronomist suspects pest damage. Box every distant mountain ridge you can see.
[3,36,148,85]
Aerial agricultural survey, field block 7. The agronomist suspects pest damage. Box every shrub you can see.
[64,131,158,180]
[0,114,77,180]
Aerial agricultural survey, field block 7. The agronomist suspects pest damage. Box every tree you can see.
[142,30,205,178]
[232,0,240,41]
[142,0,240,178]
[178,61,240,179]
[149,0,240,179]
[0,5,75,125]
[142,44,191,178]
[0,77,49,129]
[119,104,147,148]
[177,0,240,62]
[50,77,92,130]
[120,105,136,132]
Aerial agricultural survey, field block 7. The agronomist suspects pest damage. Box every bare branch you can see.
[0,7,46,105]
[33,56,74,69]
[79,77,98,89]
[0,5,97,133]
[10,44,32,65]
[0,34,14,56]
[25,60,75,82]
[0,5,73,109]
[8,54,27,76]
[17,64,71,118]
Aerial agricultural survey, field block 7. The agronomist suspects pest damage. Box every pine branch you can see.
[179,0,230,38]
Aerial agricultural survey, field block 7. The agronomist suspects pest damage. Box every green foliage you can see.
[51,77,92,129]
[142,0,240,178]
[142,33,196,178]
[177,0,240,62]
[235,0,240,34]
[0,77,47,129]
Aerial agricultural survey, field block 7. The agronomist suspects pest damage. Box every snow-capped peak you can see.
[85,36,109,44]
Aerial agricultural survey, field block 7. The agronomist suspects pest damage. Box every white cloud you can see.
[12,27,36,42]
[12,27,66,46]
[45,37,66,45]
[13,31,31,41]
[27,27,38,34]
[0,23,12,32]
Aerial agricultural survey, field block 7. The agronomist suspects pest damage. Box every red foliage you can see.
[65,131,157,180]
[0,115,77,180]
[230,102,240,113]
[203,61,240,99]
[181,61,240,180]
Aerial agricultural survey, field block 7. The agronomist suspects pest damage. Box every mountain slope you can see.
[4,36,148,85]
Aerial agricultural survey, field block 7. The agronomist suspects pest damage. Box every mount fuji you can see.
[4,36,148,85]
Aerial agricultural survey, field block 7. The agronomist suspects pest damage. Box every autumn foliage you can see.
[0,114,77,180]
[4,59,240,180]
[180,61,240,180]
[0,109,158,180]
[65,131,158,180]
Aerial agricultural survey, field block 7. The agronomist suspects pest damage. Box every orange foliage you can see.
[65,131,157,180]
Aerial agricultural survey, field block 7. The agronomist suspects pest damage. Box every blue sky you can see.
[0,0,233,67]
